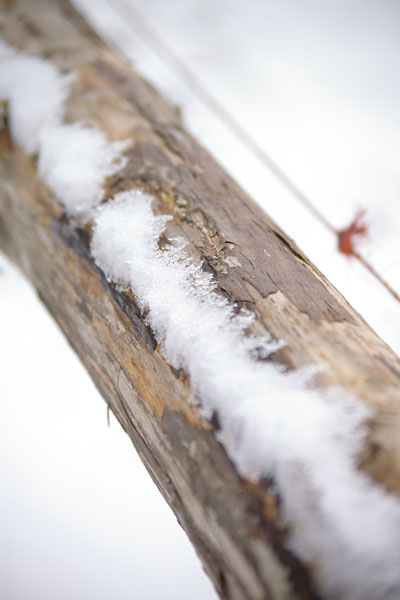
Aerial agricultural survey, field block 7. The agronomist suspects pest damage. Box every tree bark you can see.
[1,1,400,598]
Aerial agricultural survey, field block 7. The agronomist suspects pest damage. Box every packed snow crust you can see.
[2,36,400,599]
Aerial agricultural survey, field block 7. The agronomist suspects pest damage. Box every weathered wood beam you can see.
[1,1,400,598]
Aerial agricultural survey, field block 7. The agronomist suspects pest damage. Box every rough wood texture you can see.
[1,1,400,598]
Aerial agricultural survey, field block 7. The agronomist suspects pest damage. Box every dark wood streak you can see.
[51,217,157,351]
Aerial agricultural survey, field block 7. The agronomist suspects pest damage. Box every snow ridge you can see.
[1,37,400,599]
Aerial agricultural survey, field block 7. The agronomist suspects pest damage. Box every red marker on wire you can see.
[336,210,400,302]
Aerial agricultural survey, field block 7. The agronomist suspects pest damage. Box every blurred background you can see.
[1,0,400,598]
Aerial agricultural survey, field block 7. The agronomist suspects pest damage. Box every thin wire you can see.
[110,0,335,233]
[356,253,400,303]
[110,0,399,302]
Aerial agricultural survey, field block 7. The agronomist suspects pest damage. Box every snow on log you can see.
[1,1,400,599]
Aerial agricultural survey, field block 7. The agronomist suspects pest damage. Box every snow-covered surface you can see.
[2,1,400,597]
[91,189,400,599]
[0,254,217,600]
[73,0,400,356]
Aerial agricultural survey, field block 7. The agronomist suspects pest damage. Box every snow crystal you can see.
[92,190,400,600]
[0,43,72,155]
[38,124,129,219]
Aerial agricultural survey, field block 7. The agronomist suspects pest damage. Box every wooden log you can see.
[1,1,400,598]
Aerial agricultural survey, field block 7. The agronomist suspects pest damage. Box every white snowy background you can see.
[1,1,400,598]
